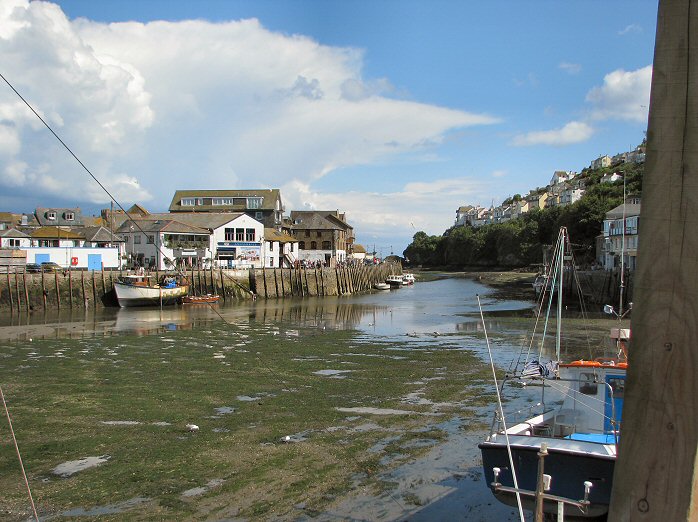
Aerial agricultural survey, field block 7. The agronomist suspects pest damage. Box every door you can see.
[88,253,102,271]
[35,253,50,264]
[604,375,625,433]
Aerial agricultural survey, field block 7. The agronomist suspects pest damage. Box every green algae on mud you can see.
[0,322,497,521]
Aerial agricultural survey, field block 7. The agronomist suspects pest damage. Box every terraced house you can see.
[290,210,354,265]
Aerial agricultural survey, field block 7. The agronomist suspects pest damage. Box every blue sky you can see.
[0,0,657,256]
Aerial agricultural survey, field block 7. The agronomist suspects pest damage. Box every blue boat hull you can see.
[479,441,614,518]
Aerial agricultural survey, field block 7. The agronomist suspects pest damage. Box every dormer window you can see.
[181,198,196,206]
[47,211,56,221]
[248,197,263,209]
[65,212,74,221]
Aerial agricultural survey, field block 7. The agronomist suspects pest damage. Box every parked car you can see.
[25,263,42,273]
[40,262,62,272]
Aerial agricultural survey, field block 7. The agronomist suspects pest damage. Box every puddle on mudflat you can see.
[214,406,235,415]
[100,420,140,426]
[58,497,150,518]
[336,407,442,417]
[181,478,225,498]
[52,455,110,477]
[313,369,352,378]
[280,430,311,443]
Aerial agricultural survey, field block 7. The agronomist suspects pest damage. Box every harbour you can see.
[0,275,620,520]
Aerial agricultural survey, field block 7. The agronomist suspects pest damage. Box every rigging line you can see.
[477,295,525,522]
[1,385,40,522]
[0,72,233,324]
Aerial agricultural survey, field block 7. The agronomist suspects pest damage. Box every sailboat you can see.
[478,227,628,518]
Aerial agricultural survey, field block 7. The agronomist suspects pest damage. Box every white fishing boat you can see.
[373,282,390,290]
[402,273,416,285]
[385,275,403,288]
[478,227,628,518]
[114,274,189,307]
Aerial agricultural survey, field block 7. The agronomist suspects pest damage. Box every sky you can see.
[0,0,658,257]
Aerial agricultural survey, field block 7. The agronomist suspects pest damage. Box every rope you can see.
[477,295,525,522]
[1,385,40,522]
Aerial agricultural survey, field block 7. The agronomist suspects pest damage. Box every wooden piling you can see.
[68,270,73,309]
[54,270,60,310]
[81,270,87,308]
[219,267,226,303]
[6,269,13,312]
[91,270,97,309]
[101,265,106,296]
[22,271,29,312]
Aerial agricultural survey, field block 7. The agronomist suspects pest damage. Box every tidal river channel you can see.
[0,276,616,521]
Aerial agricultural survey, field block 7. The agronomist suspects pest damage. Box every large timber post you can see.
[609,0,698,519]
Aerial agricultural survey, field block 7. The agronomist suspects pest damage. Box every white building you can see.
[0,228,31,249]
[600,197,641,270]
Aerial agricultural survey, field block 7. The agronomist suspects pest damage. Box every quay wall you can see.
[0,263,402,312]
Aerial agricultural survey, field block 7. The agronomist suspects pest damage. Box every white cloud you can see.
[512,121,594,147]
[559,62,582,75]
[0,1,498,209]
[586,66,652,123]
[491,170,507,178]
[618,24,642,36]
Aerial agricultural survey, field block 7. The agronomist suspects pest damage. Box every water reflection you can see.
[0,277,535,342]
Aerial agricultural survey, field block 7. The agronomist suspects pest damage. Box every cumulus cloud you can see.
[586,65,651,122]
[512,121,594,147]
[0,0,498,211]
[559,62,582,75]
[283,176,484,247]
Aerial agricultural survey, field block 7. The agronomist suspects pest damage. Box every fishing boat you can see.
[385,275,403,288]
[402,273,416,285]
[373,282,390,291]
[478,227,628,518]
[114,274,189,308]
[182,294,220,304]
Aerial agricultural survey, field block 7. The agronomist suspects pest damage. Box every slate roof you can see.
[606,203,641,220]
[82,226,125,243]
[35,208,84,226]
[168,189,281,212]
[116,219,210,235]
[0,228,30,238]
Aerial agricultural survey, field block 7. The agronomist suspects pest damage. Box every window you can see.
[248,197,263,209]
[299,241,305,250]
[9,238,19,247]
[225,228,234,241]
[245,228,255,241]
[579,373,598,395]
[235,228,244,241]
[322,241,331,250]
[255,211,263,220]
[134,234,141,244]
[305,230,310,237]
[181,198,196,206]
[317,231,322,238]
[47,211,56,221]
[65,212,74,221]
[310,241,317,249]
[607,377,625,399]
[147,235,154,244]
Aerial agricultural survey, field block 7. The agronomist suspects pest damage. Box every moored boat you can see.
[114,275,189,308]
[373,282,390,290]
[385,275,403,288]
[478,227,628,518]
[402,273,415,285]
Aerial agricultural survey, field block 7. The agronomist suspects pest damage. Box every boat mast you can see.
[555,228,564,361]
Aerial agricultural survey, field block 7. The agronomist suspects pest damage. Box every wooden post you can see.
[6,269,14,312]
[22,271,29,312]
[68,269,73,309]
[81,269,87,308]
[219,267,226,303]
[54,270,60,310]
[91,270,97,309]
[101,264,106,296]
[609,1,698,519]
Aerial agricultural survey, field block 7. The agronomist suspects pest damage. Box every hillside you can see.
[404,161,644,268]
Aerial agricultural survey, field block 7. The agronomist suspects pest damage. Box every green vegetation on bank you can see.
[404,161,644,268]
